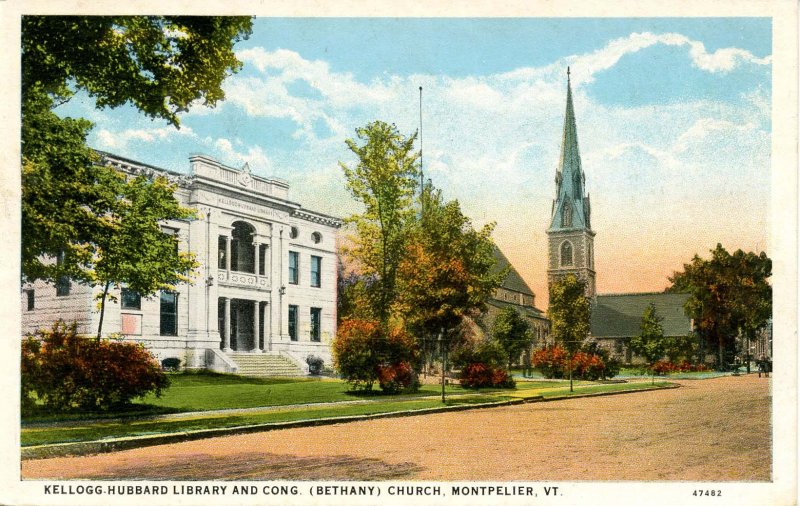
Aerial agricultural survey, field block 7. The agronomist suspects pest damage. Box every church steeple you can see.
[549,67,591,232]
[546,68,596,298]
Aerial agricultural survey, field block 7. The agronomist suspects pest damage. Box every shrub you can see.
[531,345,611,380]
[161,357,181,371]
[306,355,324,375]
[332,318,419,393]
[21,321,169,414]
[460,362,515,388]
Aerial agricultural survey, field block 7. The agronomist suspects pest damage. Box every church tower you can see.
[547,68,596,298]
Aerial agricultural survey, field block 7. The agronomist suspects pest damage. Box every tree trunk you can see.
[96,281,110,341]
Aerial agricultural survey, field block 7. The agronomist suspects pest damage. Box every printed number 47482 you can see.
[693,490,722,497]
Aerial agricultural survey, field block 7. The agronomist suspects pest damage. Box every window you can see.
[289,226,298,239]
[160,292,178,336]
[560,241,573,266]
[121,288,141,310]
[288,251,299,284]
[288,305,298,341]
[55,251,70,296]
[26,290,34,311]
[310,256,321,287]
[310,307,321,342]
[218,236,227,268]
[259,244,268,276]
[231,221,255,273]
[55,277,70,296]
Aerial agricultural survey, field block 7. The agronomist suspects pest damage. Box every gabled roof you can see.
[492,247,534,296]
[590,292,692,338]
[488,299,546,319]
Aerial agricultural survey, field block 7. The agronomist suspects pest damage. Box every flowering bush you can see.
[650,360,709,375]
[531,345,611,380]
[332,318,419,393]
[305,355,324,375]
[21,321,168,414]
[459,362,515,388]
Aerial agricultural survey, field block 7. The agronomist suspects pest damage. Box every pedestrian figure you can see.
[757,356,765,378]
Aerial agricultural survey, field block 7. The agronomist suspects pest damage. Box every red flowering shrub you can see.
[531,346,568,379]
[21,321,168,414]
[460,362,515,388]
[332,318,419,393]
[649,360,710,375]
[531,345,608,380]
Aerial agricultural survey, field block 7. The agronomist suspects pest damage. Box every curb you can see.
[21,383,677,461]
[21,398,525,460]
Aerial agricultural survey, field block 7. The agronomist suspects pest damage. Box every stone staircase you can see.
[227,352,305,377]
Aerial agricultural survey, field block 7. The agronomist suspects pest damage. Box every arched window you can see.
[231,221,256,273]
[561,241,573,266]
[561,200,573,228]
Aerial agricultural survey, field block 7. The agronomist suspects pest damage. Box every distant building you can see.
[483,248,550,347]
[546,70,694,362]
[21,152,342,375]
[590,292,693,362]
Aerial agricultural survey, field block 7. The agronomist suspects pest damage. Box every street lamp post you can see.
[439,328,447,404]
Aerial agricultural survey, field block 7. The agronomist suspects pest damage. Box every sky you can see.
[55,17,772,308]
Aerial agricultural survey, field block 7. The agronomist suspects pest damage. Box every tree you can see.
[339,121,420,326]
[396,184,504,343]
[669,244,772,369]
[492,306,533,368]
[22,16,253,283]
[92,175,199,339]
[547,274,591,353]
[629,303,667,384]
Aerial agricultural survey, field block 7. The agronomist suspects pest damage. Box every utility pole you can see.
[439,328,447,403]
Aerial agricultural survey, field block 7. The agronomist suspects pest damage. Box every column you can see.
[225,236,232,274]
[263,300,271,352]
[254,241,260,276]
[253,299,260,352]
[223,297,231,352]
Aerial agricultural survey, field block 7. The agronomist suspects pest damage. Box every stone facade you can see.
[21,152,342,374]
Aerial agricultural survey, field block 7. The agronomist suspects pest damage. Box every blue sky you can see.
[56,17,772,306]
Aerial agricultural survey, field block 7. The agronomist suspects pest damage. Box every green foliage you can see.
[21,321,169,414]
[451,339,507,370]
[332,318,419,393]
[629,303,667,366]
[161,358,182,371]
[547,274,591,352]
[492,306,533,368]
[397,184,504,337]
[669,244,772,368]
[92,174,199,337]
[339,121,420,325]
[22,16,252,283]
[23,16,253,127]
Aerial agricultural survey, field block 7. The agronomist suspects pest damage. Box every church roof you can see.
[549,69,591,233]
[491,247,534,296]
[590,292,693,338]
[488,299,546,320]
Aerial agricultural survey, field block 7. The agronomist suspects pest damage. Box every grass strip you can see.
[22,395,501,447]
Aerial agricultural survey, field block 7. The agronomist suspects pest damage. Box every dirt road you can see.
[22,375,771,481]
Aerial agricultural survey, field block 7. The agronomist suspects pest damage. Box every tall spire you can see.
[549,68,590,232]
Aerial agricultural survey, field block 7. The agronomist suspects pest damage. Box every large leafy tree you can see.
[669,244,772,369]
[547,274,591,353]
[93,175,199,339]
[339,121,420,326]
[629,303,667,383]
[492,306,533,368]
[22,16,253,284]
[396,184,503,339]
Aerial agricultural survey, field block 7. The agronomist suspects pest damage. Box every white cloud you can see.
[94,126,196,151]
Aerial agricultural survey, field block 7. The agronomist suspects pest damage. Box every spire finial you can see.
[567,66,571,83]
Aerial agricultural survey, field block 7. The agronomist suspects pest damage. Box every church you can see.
[546,69,694,361]
[21,152,342,376]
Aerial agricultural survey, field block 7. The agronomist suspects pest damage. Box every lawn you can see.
[21,372,675,448]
